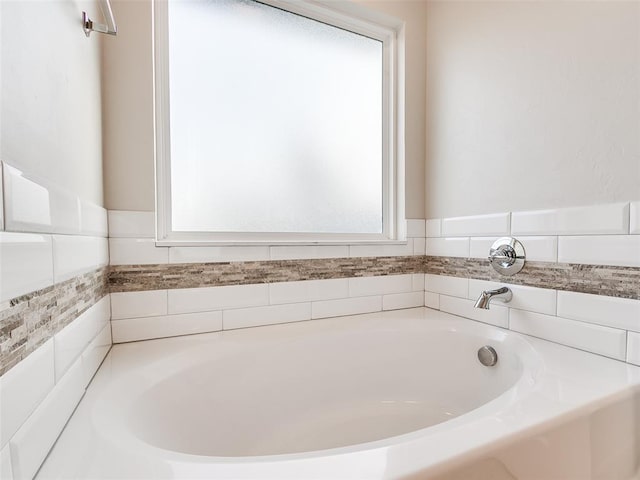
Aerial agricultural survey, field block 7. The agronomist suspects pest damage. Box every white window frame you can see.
[153,0,405,246]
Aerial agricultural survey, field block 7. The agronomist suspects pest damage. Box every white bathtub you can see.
[38,308,640,479]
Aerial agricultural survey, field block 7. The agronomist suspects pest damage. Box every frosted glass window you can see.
[167,0,383,234]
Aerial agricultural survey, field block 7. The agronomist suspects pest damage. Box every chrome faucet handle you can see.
[488,237,525,276]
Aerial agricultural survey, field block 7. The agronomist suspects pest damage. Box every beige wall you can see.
[101,0,427,218]
[425,0,640,219]
[0,0,104,205]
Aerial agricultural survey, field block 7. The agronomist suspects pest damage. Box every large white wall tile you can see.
[81,324,112,387]
[49,192,81,235]
[54,297,110,381]
[269,279,348,305]
[0,232,53,302]
[412,273,425,292]
[0,444,12,480]
[425,219,441,238]
[269,245,349,260]
[112,311,223,343]
[509,309,627,360]
[3,163,54,233]
[558,235,640,267]
[168,284,269,315]
[557,291,640,332]
[382,292,423,311]
[425,274,468,298]
[52,235,108,282]
[312,295,382,319]
[9,358,85,480]
[107,211,155,238]
[468,279,557,316]
[223,303,311,330]
[110,290,168,320]
[349,274,413,297]
[406,219,426,238]
[631,201,640,234]
[470,236,557,263]
[0,340,54,449]
[3,163,84,235]
[424,292,440,309]
[349,241,413,258]
[109,238,168,265]
[79,202,108,237]
[169,246,270,264]
[627,332,640,366]
[439,295,509,328]
[441,212,510,237]
[426,237,469,257]
[512,203,630,236]
[413,237,426,255]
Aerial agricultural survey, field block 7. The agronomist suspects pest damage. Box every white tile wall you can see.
[79,202,108,238]
[110,290,168,320]
[627,332,640,366]
[413,237,426,255]
[511,203,630,236]
[424,291,440,309]
[0,162,113,479]
[349,274,413,297]
[54,297,110,381]
[441,212,510,237]
[107,210,155,238]
[349,240,414,258]
[0,232,53,303]
[382,292,424,311]
[81,324,112,387]
[439,294,509,328]
[52,235,108,282]
[468,279,557,316]
[425,219,441,238]
[109,238,169,265]
[168,284,269,315]
[3,163,106,237]
[469,236,558,263]
[0,444,12,480]
[509,309,627,360]
[224,303,311,330]
[412,273,425,292]
[112,311,223,343]
[425,274,468,298]
[426,237,470,257]
[558,235,640,267]
[631,202,640,235]
[407,219,426,238]
[9,357,85,480]
[270,245,349,260]
[312,295,382,319]
[169,245,270,264]
[557,291,640,332]
[269,279,349,305]
[0,340,54,449]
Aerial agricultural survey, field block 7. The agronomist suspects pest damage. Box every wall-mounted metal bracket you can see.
[83,0,117,37]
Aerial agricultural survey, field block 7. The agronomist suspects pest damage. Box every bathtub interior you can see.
[36,308,640,480]
[123,314,529,457]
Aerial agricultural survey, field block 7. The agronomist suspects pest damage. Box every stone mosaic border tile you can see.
[109,256,426,293]
[426,256,640,300]
[4,254,639,377]
[0,268,109,376]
